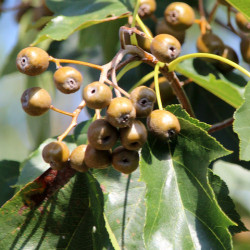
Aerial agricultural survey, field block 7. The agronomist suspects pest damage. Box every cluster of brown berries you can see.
[137,0,249,71]
[135,1,196,62]
[16,46,181,174]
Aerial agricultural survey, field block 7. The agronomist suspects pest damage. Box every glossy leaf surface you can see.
[141,111,235,249]
[32,0,135,45]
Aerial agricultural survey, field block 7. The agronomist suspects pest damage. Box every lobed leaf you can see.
[140,113,235,249]
[166,104,211,131]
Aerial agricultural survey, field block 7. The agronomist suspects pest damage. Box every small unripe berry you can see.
[120,120,147,150]
[106,97,136,128]
[83,81,112,109]
[21,87,51,116]
[150,77,175,107]
[138,0,156,18]
[69,145,88,172]
[156,18,186,45]
[150,34,181,63]
[164,2,195,31]
[196,33,224,54]
[42,141,70,170]
[240,36,250,63]
[216,45,239,73]
[235,12,250,33]
[53,66,83,94]
[16,47,49,76]
[84,144,111,169]
[87,119,118,150]
[147,109,181,140]
[112,146,139,174]
[130,86,156,117]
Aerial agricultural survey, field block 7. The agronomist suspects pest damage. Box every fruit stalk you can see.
[57,100,86,142]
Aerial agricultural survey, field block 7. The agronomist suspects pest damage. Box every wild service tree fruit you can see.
[53,66,83,94]
[16,47,49,76]
[21,87,51,116]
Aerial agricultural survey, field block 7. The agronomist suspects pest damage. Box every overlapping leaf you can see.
[233,81,250,161]
[0,172,112,249]
[32,0,136,45]
[208,168,247,235]
[140,110,235,249]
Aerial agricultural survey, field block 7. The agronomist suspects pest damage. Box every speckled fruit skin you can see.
[21,87,51,116]
[16,47,49,76]
[120,120,147,151]
[84,144,111,169]
[240,36,250,64]
[235,12,250,33]
[112,146,139,174]
[164,2,195,31]
[106,97,136,128]
[69,145,88,173]
[138,0,156,18]
[83,81,112,109]
[42,141,70,170]
[53,66,83,94]
[87,119,118,150]
[150,34,181,63]
[147,109,181,139]
[130,86,156,117]
[156,18,186,45]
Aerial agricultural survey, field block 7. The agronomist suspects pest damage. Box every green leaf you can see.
[93,167,146,249]
[175,58,244,108]
[74,119,93,146]
[86,172,114,249]
[0,172,111,249]
[140,114,234,249]
[32,0,135,45]
[208,168,247,235]
[79,18,126,61]
[16,136,76,188]
[226,0,250,18]
[166,104,211,131]
[233,81,250,161]
[0,160,20,206]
